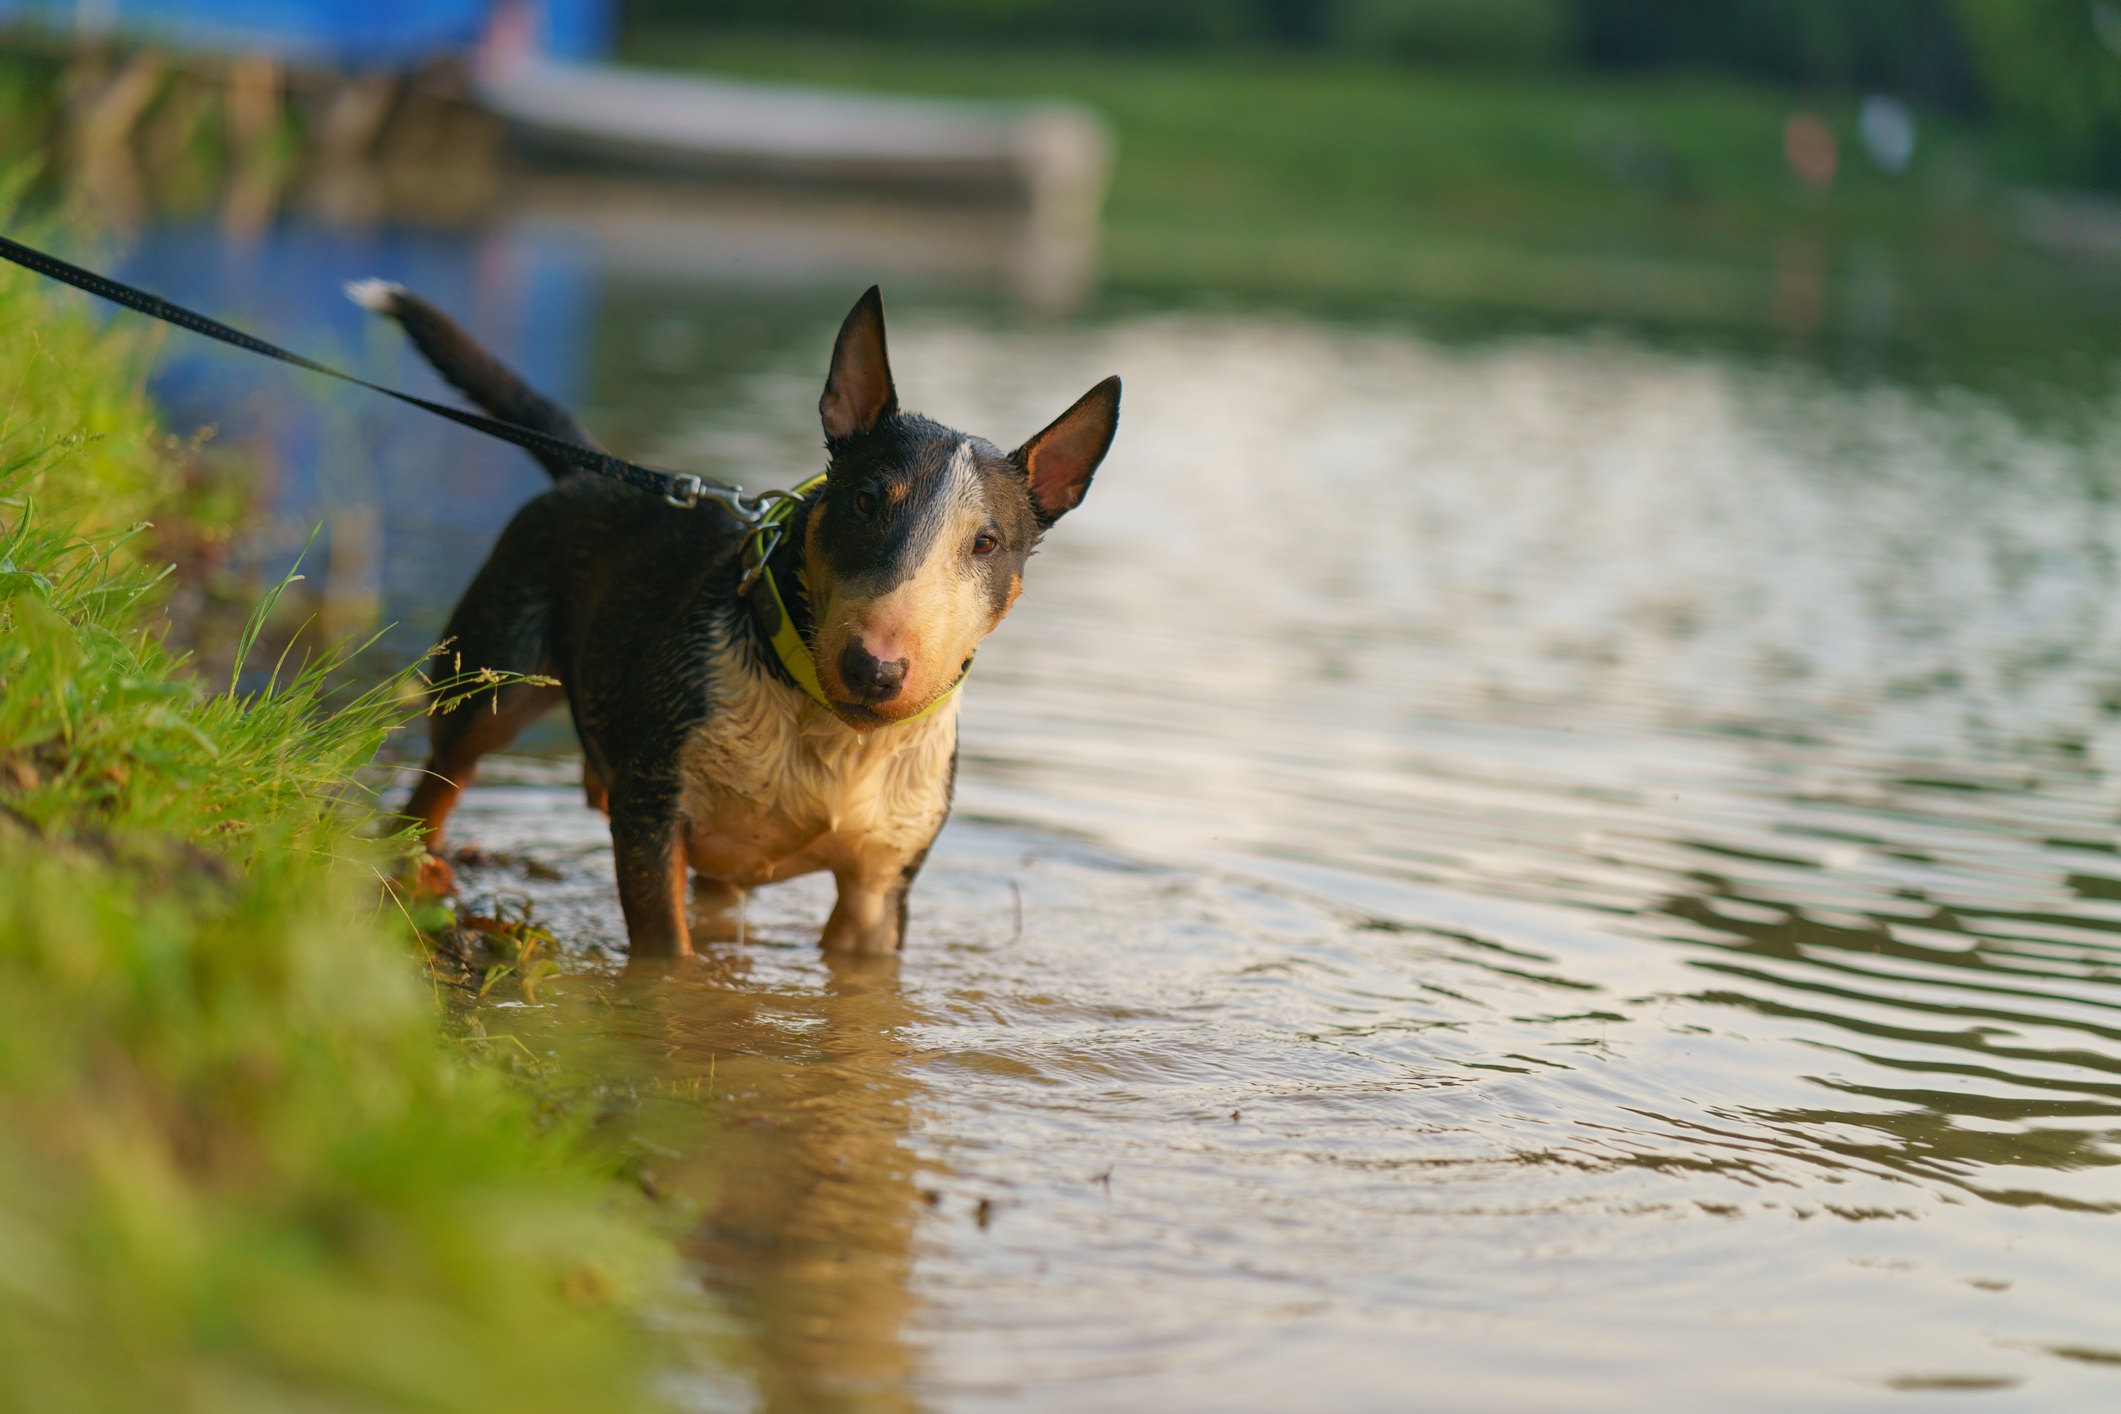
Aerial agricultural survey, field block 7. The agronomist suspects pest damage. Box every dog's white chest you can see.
[673,656,957,888]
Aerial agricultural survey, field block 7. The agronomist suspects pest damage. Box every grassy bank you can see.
[0,252,690,1408]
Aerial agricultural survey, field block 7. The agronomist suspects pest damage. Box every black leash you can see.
[0,231,763,517]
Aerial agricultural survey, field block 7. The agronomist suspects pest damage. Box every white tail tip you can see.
[343,278,404,313]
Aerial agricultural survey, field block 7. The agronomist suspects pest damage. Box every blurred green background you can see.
[581,0,2121,394]
[611,0,2121,194]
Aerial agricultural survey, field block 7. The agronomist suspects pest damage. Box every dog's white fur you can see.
[674,617,959,954]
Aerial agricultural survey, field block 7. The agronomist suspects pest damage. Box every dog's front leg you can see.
[688,876,748,942]
[610,786,691,961]
[822,875,902,955]
[822,859,915,956]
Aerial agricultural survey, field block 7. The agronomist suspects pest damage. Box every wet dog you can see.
[351,282,1119,959]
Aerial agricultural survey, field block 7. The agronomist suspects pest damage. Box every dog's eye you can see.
[853,488,881,517]
[971,531,1000,558]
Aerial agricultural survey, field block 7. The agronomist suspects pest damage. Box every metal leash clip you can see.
[734,482,818,594]
[662,474,705,510]
[737,485,801,518]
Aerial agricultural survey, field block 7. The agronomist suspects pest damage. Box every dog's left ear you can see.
[820,286,899,445]
[1014,375,1121,527]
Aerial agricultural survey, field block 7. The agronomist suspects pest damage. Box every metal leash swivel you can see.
[735,479,821,595]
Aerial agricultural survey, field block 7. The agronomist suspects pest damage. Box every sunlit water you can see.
[140,233,2121,1406]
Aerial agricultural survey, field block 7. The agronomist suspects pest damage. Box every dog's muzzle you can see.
[837,640,910,705]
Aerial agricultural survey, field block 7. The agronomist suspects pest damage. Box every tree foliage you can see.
[1954,0,2121,182]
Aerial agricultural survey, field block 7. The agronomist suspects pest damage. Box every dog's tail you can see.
[346,278,597,481]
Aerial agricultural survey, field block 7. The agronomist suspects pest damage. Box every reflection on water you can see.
[137,214,2121,1404]
[656,953,926,1413]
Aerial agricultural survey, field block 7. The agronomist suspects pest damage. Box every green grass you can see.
[0,245,696,1409]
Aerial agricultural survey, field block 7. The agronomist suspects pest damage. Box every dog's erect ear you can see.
[819,286,898,444]
[1014,376,1121,526]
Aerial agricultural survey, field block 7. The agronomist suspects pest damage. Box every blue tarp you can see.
[0,0,611,66]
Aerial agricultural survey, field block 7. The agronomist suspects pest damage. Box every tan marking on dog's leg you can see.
[405,682,565,849]
[583,760,609,815]
[403,771,463,852]
[689,876,747,943]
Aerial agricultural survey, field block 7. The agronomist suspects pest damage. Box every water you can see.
[137,219,2121,1407]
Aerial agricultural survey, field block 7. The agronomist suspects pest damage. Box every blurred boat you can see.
[476,60,1110,309]
[477,60,1108,203]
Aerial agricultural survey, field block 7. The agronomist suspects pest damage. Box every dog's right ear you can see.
[819,286,898,445]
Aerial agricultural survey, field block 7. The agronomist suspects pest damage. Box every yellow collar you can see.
[741,475,963,724]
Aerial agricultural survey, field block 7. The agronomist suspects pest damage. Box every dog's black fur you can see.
[364,282,1119,959]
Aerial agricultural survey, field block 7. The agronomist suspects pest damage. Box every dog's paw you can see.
[410,850,456,899]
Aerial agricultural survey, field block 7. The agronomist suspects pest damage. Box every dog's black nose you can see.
[838,640,908,704]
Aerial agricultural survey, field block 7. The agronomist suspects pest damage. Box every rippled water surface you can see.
[185,255,2121,1407]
